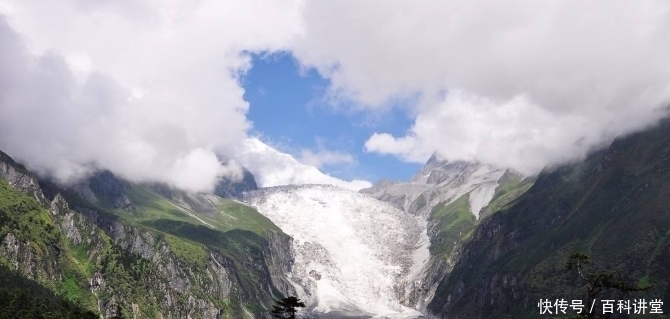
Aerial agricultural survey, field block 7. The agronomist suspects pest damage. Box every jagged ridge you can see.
[0,150,295,318]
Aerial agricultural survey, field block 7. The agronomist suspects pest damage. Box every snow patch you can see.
[361,161,506,218]
[468,181,499,219]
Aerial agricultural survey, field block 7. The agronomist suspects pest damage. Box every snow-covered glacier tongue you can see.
[244,185,427,318]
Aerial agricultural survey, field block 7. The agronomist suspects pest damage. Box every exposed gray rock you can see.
[361,157,506,217]
[360,155,511,312]
[214,167,258,198]
[69,171,136,213]
[0,149,299,318]
[0,232,62,283]
[265,229,296,297]
[0,151,47,206]
[52,195,84,245]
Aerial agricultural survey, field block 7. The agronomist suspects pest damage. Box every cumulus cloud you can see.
[0,0,303,192]
[236,138,372,191]
[364,91,665,174]
[3,0,670,188]
[299,145,356,169]
[292,0,670,173]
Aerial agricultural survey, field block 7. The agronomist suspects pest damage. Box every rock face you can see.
[0,150,47,205]
[361,155,532,312]
[0,151,295,319]
[361,155,507,219]
[427,119,670,318]
[214,168,258,199]
[88,171,136,212]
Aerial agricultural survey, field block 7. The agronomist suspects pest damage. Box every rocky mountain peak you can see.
[362,154,508,218]
[0,150,48,206]
[67,170,136,213]
[213,166,258,198]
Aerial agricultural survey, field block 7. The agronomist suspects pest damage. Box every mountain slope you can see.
[361,157,509,218]
[361,157,535,311]
[0,150,295,318]
[213,167,258,199]
[0,263,98,318]
[428,119,670,318]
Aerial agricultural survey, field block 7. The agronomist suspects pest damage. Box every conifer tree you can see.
[270,296,306,319]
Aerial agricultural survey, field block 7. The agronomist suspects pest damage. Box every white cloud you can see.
[298,142,356,169]
[292,0,670,173]
[365,134,430,164]
[299,148,355,168]
[237,138,371,191]
[0,0,304,192]
[365,91,659,174]
[3,0,670,189]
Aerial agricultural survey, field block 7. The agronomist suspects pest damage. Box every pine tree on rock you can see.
[565,253,653,319]
[110,304,125,319]
[270,296,306,319]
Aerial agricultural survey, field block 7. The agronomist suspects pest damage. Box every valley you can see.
[3,120,670,318]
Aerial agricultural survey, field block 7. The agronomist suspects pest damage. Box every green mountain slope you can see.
[0,150,294,318]
[428,120,670,318]
[411,171,534,310]
[0,264,98,319]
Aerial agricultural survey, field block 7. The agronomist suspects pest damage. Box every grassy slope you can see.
[429,172,535,262]
[0,179,156,317]
[480,172,536,220]
[430,120,670,318]
[0,264,98,319]
[103,184,286,315]
[1,158,286,318]
[430,194,476,257]
[122,184,279,236]
[0,179,90,305]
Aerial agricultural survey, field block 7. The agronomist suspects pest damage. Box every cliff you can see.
[0,149,295,318]
[427,120,670,318]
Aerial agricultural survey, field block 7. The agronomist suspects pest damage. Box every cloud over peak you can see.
[0,0,302,192]
[292,0,670,173]
[2,0,670,187]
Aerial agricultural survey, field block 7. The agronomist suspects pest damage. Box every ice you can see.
[244,185,425,318]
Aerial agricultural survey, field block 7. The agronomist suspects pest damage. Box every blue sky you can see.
[1,1,667,192]
[242,53,422,183]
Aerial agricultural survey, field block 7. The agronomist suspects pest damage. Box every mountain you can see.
[213,166,258,199]
[5,120,670,318]
[243,185,426,318]
[236,138,372,191]
[361,156,523,219]
[0,149,295,318]
[427,119,670,318]
[360,156,535,312]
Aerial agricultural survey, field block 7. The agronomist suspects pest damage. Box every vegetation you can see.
[565,253,653,318]
[270,296,306,319]
[479,172,535,219]
[1,149,293,318]
[0,264,98,319]
[0,179,58,251]
[62,174,288,317]
[429,194,476,257]
[429,119,670,317]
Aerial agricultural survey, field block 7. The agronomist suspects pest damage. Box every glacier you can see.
[244,185,426,318]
